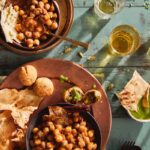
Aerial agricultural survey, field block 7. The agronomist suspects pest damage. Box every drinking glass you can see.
[94,0,126,19]
[109,25,141,56]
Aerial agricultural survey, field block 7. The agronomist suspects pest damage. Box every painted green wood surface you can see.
[0,0,150,150]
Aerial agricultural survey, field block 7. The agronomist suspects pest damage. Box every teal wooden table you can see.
[0,0,150,150]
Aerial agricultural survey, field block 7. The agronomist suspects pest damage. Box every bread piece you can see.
[33,77,54,97]
[1,4,20,43]
[18,65,38,86]
[0,0,6,12]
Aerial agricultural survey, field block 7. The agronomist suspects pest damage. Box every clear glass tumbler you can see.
[94,0,126,19]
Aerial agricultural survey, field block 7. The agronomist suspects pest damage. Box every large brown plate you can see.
[0,59,112,149]
[0,0,74,55]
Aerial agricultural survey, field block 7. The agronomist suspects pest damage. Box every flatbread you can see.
[0,111,16,150]
[118,71,149,111]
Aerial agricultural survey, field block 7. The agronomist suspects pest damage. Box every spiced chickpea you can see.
[42,0,48,3]
[19,10,25,16]
[17,33,25,41]
[34,139,41,145]
[34,39,40,46]
[25,31,32,38]
[32,0,38,5]
[45,3,50,10]
[15,24,22,32]
[26,39,34,48]
[30,5,36,10]
[33,32,41,39]
[44,14,50,20]
[38,1,44,9]
[46,20,52,26]
[51,21,58,30]
[52,13,57,19]
[14,5,19,11]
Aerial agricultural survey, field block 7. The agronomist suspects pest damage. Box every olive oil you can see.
[99,0,115,14]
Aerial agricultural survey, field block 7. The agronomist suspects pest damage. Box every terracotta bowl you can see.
[26,103,101,150]
[0,0,74,55]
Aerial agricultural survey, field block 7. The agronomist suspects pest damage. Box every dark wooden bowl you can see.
[0,0,74,55]
[26,103,101,150]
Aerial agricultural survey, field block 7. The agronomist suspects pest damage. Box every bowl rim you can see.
[0,0,74,55]
[128,110,150,123]
[26,103,101,150]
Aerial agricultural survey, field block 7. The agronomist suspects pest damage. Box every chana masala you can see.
[14,0,59,48]
[30,106,98,150]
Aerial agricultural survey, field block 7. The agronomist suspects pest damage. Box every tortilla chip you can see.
[118,71,149,111]
[0,111,17,150]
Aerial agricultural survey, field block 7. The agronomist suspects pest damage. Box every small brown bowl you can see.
[0,0,60,50]
[0,0,74,55]
[26,103,101,150]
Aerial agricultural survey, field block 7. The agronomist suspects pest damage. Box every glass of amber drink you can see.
[94,0,126,19]
[109,25,141,56]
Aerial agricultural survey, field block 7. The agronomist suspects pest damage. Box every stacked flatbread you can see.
[118,71,149,112]
[0,88,43,150]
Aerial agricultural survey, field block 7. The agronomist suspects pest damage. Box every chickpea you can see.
[15,24,22,32]
[26,18,37,28]
[74,123,80,129]
[66,143,73,150]
[42,0,48,3]
[47,142,55,148]
[58,147,66,150]
[17,33,25,41]
[62,140,68,146]
[34,139,41,145]
[44,14,50,20]
[52,13,57,19]
[74,116,79,123]
[30,5,36,10]
[80,121,86,126]
[37,130,44,138]
[72,129,77,136]
[26,39,34,48]
[47,121,55,131]
[48,12,53,18]
[83,136,90,144]
[87,142,95,150]
[55,134,64,143]
[32,127,39,134]
[65,126,72,132]
[41,141,46,148]
[55,124,63,131]
[32,0,38,5]
[79,125,86,132]
[51,21,58,30]
[45,3,50,10]
[50,3,55,12]
[88,130,94,138]
[42,8,47,14]
[43,127,50,135]
[34,39,40,46]
[46,19,52,26]
[34,8,42,15]
[25,31,32,38]
[30,13,36,18]
[33,32,41,38]
[19,10,25,16]
[78,139,85,148]
[53,129,60,135]
[38,1,44,9]
[14,5,19,11]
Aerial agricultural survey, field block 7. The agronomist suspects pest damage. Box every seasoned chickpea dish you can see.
[14,0,59,48]
[30,106,98,150]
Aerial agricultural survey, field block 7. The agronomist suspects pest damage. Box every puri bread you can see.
[33,77,54,97]
[18,65,37,86]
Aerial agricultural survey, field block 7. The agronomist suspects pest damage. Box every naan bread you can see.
[0,111,16,150]
[118,71,149,111]
[0,0,6,12]
[1,4,20,43]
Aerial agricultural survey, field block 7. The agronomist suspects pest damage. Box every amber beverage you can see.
[109,25,141,56]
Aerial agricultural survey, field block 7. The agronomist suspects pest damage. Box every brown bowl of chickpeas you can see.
[26,104,101,150]
[13,0,60,50]
[0,0,74,55]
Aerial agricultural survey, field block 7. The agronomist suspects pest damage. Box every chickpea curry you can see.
[14,0,59,48]
[30,106,98,150]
